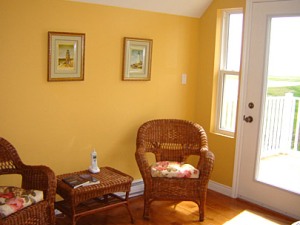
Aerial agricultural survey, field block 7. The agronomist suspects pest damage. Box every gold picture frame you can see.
[48,32,85,81]
[122,37,153,81]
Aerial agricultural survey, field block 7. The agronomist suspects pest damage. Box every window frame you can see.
[215,9,243,137]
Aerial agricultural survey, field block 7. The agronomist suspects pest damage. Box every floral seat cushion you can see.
[151,161,199,178]
[0,186,44,218]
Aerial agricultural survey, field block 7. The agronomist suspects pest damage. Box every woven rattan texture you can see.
[56,167,133,207]
[135,119,215,222]
[0,137,57,225]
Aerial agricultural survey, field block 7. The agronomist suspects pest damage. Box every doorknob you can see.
[243,115,253,123]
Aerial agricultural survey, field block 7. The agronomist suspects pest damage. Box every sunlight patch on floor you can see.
[223,210,280,225]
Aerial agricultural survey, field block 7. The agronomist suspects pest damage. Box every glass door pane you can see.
[257,16,300,194]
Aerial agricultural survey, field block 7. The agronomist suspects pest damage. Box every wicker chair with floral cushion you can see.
[0,137,57,225]
[135,119,215,222]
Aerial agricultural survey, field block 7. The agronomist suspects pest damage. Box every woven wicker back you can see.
[137,119,208,162]
[0,137,24,175]
[0,137,57,225]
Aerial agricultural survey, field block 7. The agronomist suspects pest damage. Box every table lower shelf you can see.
[55,193,134,224]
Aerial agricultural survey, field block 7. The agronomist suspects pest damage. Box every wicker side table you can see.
[55,167,134,225]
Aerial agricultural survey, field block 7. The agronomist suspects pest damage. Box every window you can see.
[215,9,243,136]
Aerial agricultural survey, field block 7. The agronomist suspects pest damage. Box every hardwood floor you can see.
[55,190,297,225]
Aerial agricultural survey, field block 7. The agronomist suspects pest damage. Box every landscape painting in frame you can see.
[48,32,85,81]
[122,37,153,81]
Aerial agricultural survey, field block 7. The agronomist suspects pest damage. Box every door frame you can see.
[232,0,298,207]
[232,0,256,200]
[231,0,296,218]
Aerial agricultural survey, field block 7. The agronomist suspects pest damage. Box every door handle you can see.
[243,115,253,123]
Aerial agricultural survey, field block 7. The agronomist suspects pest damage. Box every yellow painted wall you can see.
[197,0,245,186]
[0,0,201,185]
[0,0,246,188]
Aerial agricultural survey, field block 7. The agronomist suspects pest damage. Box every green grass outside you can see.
[268,86,300,97]
[268,76,300,97]
[268,76,300,82]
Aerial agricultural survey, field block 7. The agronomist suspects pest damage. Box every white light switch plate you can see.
[181,73,187,84]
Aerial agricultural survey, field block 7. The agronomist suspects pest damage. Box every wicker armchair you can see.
[0,137,57,225]
[135,119,215,222]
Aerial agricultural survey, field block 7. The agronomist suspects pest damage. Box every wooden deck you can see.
[259,151,300,194]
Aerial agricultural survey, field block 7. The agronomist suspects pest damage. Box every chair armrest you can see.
[135,147,152,184]
[197,149,215,184]
[21,165,57,203]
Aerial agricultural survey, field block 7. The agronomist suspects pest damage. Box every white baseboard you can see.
[208,180,233,197]
[115,178,144,198]
[129,178,144,197]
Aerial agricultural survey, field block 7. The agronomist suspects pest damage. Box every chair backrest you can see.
[0,137,24,175]
[136,119,208,162]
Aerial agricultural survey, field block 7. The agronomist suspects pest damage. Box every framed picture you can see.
[122,37,153,81]
[48,32,85,81]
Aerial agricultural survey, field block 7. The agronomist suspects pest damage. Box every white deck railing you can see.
[221,92,300,156]
[261,93,300,157]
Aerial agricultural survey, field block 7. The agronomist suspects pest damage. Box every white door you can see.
[236,0,300,219]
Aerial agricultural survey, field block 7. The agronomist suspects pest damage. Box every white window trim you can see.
[214,9,243,137]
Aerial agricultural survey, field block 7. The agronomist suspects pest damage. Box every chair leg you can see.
[199,203,204,222]
[49,204,56,225]
[143,198,150,219]
[199,212,204,222]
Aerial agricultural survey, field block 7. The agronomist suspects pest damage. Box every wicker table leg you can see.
[71,205,77,225]
[124,191,135,223]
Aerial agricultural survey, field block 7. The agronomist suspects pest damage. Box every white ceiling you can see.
[70,0,213,18]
